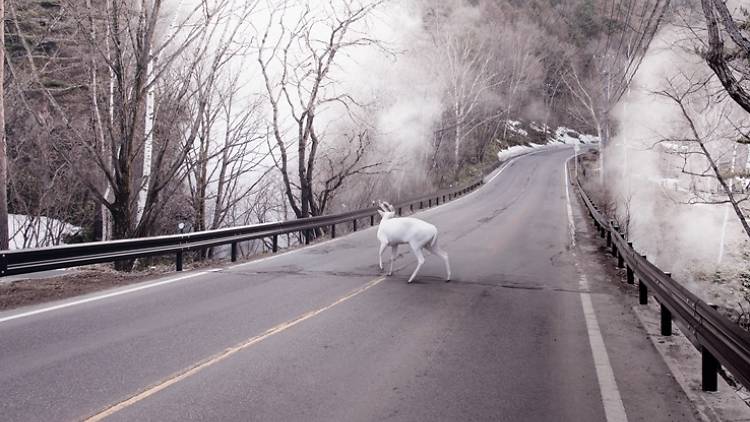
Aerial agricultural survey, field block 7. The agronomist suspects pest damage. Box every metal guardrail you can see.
[572,155,750,392]
[0,177,486,278]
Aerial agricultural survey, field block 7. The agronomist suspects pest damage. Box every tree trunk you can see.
[112,193,135,271]
[0,0,8,250]
[453,101,462,176]
[137,50,155,223]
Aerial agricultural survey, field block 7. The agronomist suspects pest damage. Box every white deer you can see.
[376,201,451,283]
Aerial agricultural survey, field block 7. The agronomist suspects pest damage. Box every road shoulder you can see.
[569,168,750,422]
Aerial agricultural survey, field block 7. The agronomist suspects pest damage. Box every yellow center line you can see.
[85,276,387,421]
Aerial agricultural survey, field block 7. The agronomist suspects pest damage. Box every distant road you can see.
[0,147,700,421]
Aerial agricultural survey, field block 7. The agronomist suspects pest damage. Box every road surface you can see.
[0,147,700,421]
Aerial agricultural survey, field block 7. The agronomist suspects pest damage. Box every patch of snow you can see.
[8,214,81,250]
[496,125,599,163]
[657,141,689,153]
[497,144,535,162]
[496,142,555,162]
[529,121,550,133]
[552,126,599,145]
[504,120,528,136]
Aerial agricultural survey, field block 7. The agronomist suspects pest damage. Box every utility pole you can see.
[0,0,8,250]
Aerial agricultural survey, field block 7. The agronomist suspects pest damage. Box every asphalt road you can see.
[0,147,701,421]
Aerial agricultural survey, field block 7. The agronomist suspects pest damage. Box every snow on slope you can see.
[496,120,599,162]
[8,214,81,250]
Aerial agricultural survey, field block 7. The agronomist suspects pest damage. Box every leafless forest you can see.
[1,0,746,279]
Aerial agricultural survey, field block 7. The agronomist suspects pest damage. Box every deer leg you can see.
[379,242,387,271]
[407,243,425,283]
[388,244,398,276]
[427,243,451,282]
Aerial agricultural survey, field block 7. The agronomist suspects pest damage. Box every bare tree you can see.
[315,130,383,214]
[655,74,750,240]
[6,0,248,267]
[433,27,502,175]
[699,0,750,114]
[257,0,385,221]
[185,72,274,236]
[563,0,671,184]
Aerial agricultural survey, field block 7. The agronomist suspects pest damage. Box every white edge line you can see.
[0,271,207,324]
[579,280,629,422]
[564,154,628,422]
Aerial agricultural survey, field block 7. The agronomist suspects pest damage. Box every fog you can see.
[604,22,750,305]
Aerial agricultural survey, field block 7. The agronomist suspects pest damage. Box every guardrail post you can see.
[639,255,648,304]
[419,201,423,209]
[305,230,311,245]
[621,241,631,271]
[272,235,278,253]
[606,224,613,248]
[436,196,440,205]
[176,250,183,272]
[398,207,402,216]
[660,302,672,336]
[331,224,336,238]
[660,273,673,336]
[626,265,634,284]
[231,242,238,262]
[370,215,375,226]
[638,280,648,305]
[702,346,719,391]
[353,219,358,232]
[429,199,432,207]
[410,204,414,212]
[443,195,446,202]
[0,253,6,276]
